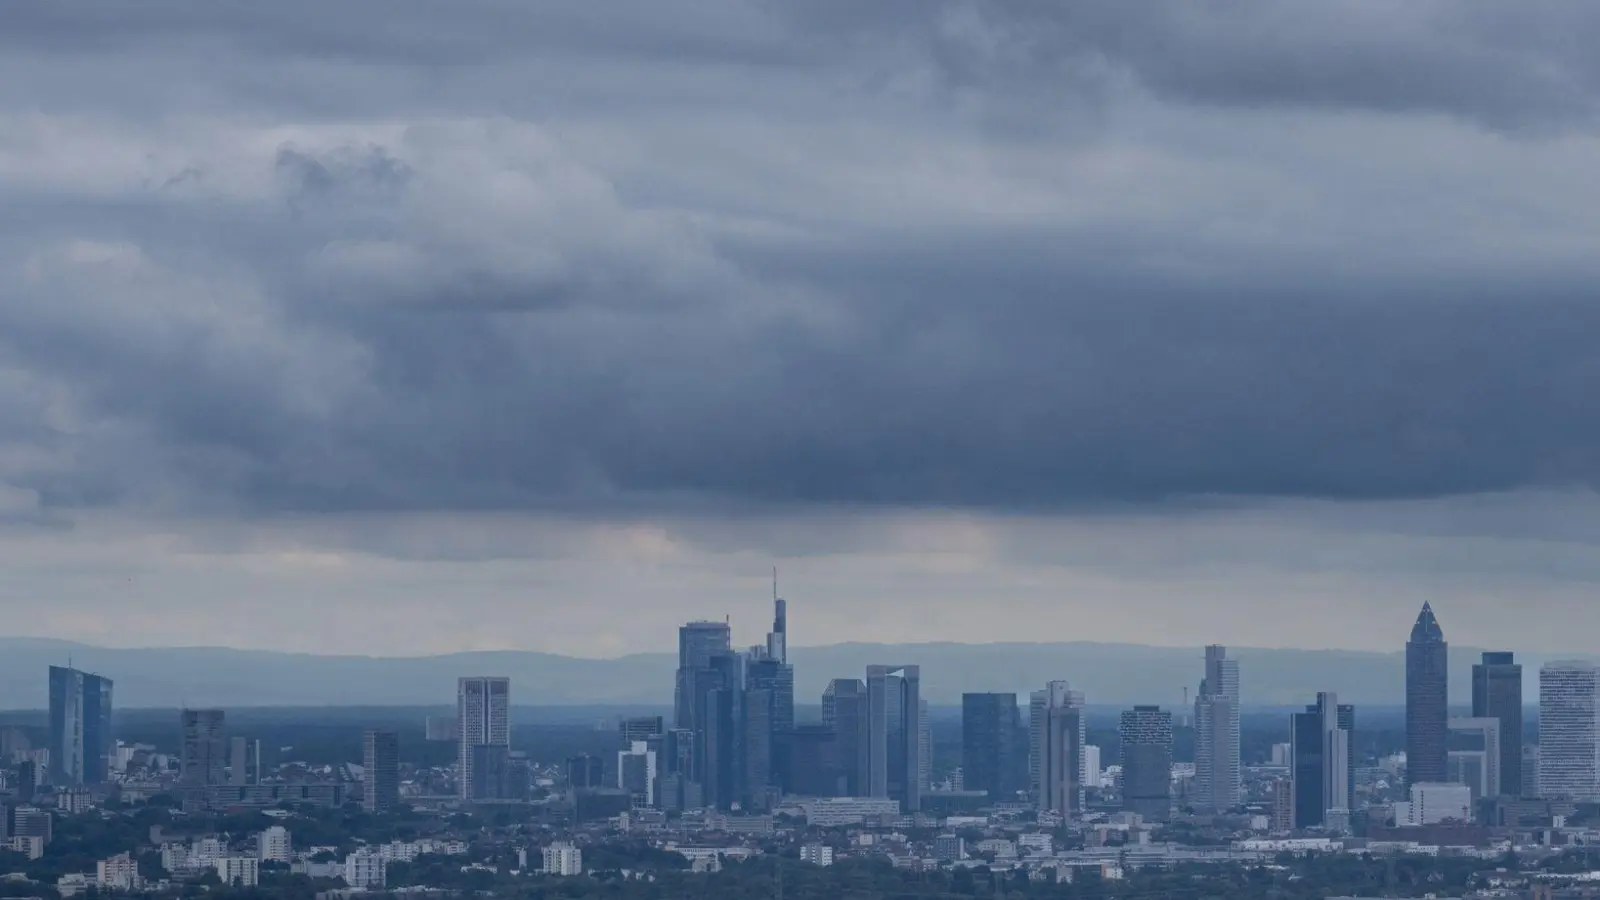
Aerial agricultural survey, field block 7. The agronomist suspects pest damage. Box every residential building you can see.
[216,857,259,887]
[363,729,400,813]
[799,844,834,867]
[1291,692,1354,829]
[344,851,385,888]
[542,842,583,876]
[1472,651,1524,797]
[97,853,141,891]
[1270,778,1293,833]
[1120,706,1173,823]
[1084,744,1103,789]
[962,692,1021,800]
[933,834,965,862]
[180,709,227,787]
[1405,602,1449,788]
[458,676,511,800]
[48,666,113,787]
[866,664,922,811]
[1192,645,1241,814]
[1037,682,1085,818]
[257,826,291,863]
[228,736,260,787]
[1394,781,1472,826]
[1539,661,1600,801]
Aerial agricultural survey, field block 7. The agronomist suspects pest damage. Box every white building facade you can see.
[1540,661,1600,801]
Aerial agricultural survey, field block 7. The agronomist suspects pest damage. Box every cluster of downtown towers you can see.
[659,592,1238,819]
[658,598,1582,822]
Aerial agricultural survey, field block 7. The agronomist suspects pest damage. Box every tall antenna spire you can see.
[767,564,787,665]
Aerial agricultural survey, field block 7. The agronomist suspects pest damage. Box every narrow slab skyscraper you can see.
[1405,602,1448,787]
[1193,645,1241,814]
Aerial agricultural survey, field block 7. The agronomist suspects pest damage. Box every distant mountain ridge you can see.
[0,637,1568,709]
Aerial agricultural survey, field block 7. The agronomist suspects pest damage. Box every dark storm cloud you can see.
[0,0,1599,517]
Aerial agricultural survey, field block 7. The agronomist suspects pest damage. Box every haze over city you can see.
[9,3,1600,898]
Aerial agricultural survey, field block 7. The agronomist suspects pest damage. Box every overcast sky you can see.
[3,1,1600,657]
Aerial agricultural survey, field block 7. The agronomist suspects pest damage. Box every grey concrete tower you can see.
[1405,602,1449,787]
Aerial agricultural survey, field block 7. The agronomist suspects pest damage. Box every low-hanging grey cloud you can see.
[0,0,1598,521]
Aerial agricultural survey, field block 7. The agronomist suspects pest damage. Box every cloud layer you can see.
[1,0,1599,521]
[2,3,1600,658]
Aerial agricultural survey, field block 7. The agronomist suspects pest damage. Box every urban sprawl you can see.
[2,597,1598,900]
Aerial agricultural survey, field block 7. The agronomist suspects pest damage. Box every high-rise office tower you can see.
[458,677,511,800]
[48,666,113,787]
[228,736,260,787]
[746,657,794,808]
[363,730,400,813]
[1539,661,1600,801]
[1036,683,1085,817]
[823,679,868,796]
[1446,716,1501,803]
[866,665,922,811]
[180,709,227,786]
[1472,651,1523,797]
[1290,692,1354,829]
[918,698,931,799]
[695,651,744,810]
[1405,602,1449,788]
[1193,645,1241,814]
[618,741,657,807]
[743,685,774,810]
[962,693,1021,800]
[675,621,732,732]
[1522,746,1541,799]
[565,754,604,790]
[1119,706,1173,822]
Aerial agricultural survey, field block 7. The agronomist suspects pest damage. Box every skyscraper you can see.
[180,709,227,786]
[363,730,400,813]
[1405,602,1449,788]
[1539,661,1600,801]
[866,665,922,812]
[695,650,743,810]
[1037,684,1085,817]
[674,621,732,732]
[962,693,1021,800]
[822,678,868,796]
[228,736,260,787]
[47,666,113,787]
[1119,706,1173,822]
[1290,692,1354,828]
[458,676,511,800]
[1193,645,1241,814]
[1472,651,1523,798]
